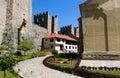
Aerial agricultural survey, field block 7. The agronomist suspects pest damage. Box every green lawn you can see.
[0,69,21,78]
[16,51,48,62]
[55,60,77,68]
[91,70,120,76]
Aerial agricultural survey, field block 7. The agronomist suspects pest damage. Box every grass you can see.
[91,70,120,76]
[16,51,48,62]
[48,57,78,68]
[0,69,21,78]
[0,50,49,78]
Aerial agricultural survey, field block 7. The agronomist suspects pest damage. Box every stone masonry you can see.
[60,25,79,38]
[34,12,58,34]
[0,0,7,45]
[79,0,120,59]
[0,0,49,48]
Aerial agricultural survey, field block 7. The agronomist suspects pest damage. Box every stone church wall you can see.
[80,0,120,53]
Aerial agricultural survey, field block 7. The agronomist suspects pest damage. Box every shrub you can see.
[51,50,58,56]
[0,42,14,50]
[17,39,34,51]
[0,52,16,78]
[57,58,63,61]
[47,58,54,62]
[58,53,79,59]
[63,61,69,64]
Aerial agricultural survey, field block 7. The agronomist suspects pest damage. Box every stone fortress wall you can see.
[79,0,120,59]
[0,0,49,48]
[34,11,58,34]
[0,0,7,45]
[60,25,79,38]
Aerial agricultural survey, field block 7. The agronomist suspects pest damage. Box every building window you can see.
[51,45,53,49]
[66,46,67,49]
[72,46,74,49]
[57,39,60,42]
[45,39,47,41]
[62,39,64,42]
[50,39,54,42]
[69,46,71,49]
[75,47,77,49]
[60,45,63,50]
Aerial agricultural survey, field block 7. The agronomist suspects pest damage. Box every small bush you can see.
[17,39,34,51]
[48,58,54,62]
[57,58,63,61]
[58,53,79,59]
[51,50,58,56]
[0,42,14,50]
[63,61,69,64]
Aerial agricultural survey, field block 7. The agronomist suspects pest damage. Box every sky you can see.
[32,0,86,30]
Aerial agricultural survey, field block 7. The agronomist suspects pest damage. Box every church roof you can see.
[44,33,77,41]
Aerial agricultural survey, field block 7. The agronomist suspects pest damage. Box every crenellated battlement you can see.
[34,11,58,34]
[60,25,79,38]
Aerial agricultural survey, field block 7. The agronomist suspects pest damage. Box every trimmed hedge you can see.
[58,53,80,59]
[43,56,120,78]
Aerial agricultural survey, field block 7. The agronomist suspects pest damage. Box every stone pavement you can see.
[14,56,82,78]
[80,60,120,67]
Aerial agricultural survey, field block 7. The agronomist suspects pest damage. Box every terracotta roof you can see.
[44,33,77,41]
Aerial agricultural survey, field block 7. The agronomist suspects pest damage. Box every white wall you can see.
[64,44,78,53]
[43,38,78,53]
[55,46,60,51]
[55,39,65,44]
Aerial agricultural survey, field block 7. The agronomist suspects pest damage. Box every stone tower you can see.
[0,0,32,48]
[0,0,7,44]
[34,12,58,34]
[79,0,120,54]
[11,0,32,35]
[52,16,58,34]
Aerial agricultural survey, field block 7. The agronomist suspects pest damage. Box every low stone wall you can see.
[80,66,120,71]
[82,52,120,60]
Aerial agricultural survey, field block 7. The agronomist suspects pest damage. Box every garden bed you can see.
[43,56,120,78]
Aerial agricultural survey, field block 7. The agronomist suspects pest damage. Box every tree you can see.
[51,50,58,61]
[0,52,16,78]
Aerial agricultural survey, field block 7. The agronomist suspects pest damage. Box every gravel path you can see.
[14,56,82,78]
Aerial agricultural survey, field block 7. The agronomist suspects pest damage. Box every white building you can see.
[43,33,78,53]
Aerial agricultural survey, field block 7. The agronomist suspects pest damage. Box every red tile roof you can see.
[44,33,77,41]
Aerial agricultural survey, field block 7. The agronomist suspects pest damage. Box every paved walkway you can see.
[14,56,82,78]
[80,60,120,67]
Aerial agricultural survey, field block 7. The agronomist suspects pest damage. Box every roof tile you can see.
[44,33,77,41]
